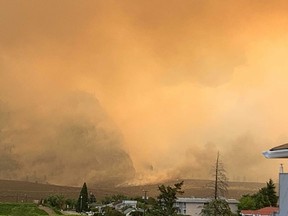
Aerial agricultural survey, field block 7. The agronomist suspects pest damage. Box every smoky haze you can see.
[0,92,135,185]
[1,0,288,186]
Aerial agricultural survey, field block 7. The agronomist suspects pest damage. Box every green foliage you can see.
[201,199,233,216]
[43,194,76,211]
[0,203,48,216]
[238,192,271,211]
[112,194,130,201]
[76,182,89,212]
[45,194,65,209]
[51,207,63,215]
[238,179,278,211]
[89,192,97,203]
[129,211,143,216]
[238,194,257,210]
[102,196,114,204]
[149,181,184,216]
[134,196,156,216]
[101,206,125,216]
[146,197,157,206]
[262,179,278,206]
[254,191,270,209]
[101,194,130,204]
[65,198,77,210]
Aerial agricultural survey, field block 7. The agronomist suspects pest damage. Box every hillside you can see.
[0,179,266,202]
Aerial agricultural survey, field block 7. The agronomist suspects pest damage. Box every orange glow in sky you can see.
[1,0,288,185]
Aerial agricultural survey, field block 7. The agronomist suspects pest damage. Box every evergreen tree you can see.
[89,192,97,204]
[76,182,89,212]
[265,179,278,206]
[150,181,184,216]
[238,179,278,211]
[253,191,270,209]
[201,199,233,216]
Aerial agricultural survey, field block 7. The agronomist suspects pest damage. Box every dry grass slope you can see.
[0,179,266,202]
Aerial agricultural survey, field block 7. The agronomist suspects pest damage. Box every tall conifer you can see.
[76,182,89,212]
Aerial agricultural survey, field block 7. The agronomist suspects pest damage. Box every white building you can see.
[114,200,137,210]
[278,173,288,216]
[175,197,239,215]
[263,143,288,216]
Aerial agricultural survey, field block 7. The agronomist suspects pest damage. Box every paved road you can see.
[38,206,57,216]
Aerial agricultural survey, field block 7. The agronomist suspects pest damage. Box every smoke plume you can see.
[1,0,288,185]
[0,93,135,185]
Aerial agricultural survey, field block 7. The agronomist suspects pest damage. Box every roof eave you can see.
[263,149,288,158]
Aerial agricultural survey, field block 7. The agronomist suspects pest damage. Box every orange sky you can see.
[1,0,288,185]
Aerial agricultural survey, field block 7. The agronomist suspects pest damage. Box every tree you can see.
[263,179,278,207]
[201,152,232,216]
[254,191,270,209]
[101,194,130,204]
[76,182,89,212]
[238,194,257,210]
[149,181,184,216]
[102,206,125,216]
[89,192,97,204]
[65,198,77,210]
[238,178,278,211]
[211,152,228,199]
[130,211,143,216]
[44,194,65,209]
[201,199,233,216]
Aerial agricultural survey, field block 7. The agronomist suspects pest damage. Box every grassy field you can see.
[0,203,48,216]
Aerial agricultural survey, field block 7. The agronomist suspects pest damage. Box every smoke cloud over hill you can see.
[0,93,135,185]
[1,0,288,185]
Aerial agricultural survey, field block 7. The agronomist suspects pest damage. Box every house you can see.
[93,200,139,215]
[240,207,279,216]
[123,208,144,216]
[263,143,288,216]
[175,197,239,215]
[114,200,137,210]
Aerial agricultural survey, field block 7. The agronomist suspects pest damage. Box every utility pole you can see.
[143,190,148,216]
[214,152,219,200]
[80,195,83,212]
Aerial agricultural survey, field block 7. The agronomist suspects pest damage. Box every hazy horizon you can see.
[1,0,288,186]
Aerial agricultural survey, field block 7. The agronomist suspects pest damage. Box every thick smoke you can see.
[1,0,288,185]
[0,93,135,185]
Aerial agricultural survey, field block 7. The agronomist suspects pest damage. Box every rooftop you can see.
[263,143,288,158]
[241,207,279,215]
[176,197,239,204]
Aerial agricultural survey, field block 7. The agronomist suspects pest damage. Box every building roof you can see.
[123,207,135,215]
[176,197,239,204]
[263,143,288,158]
[241,207,279,215]
[270,143,288,151]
